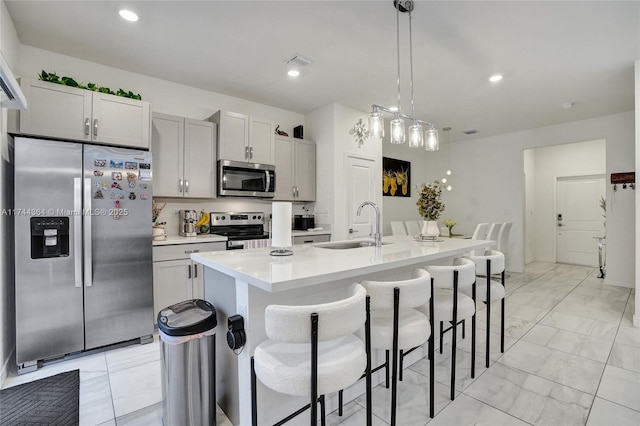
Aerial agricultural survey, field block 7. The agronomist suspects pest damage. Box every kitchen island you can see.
[193,235,494,425]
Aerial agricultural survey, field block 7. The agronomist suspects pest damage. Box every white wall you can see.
[382,131,450,236]
[529,140,606,263]
[523,149,536,264]
[444,112,634,283]
[0,0,20,384]
[306,103,382,241]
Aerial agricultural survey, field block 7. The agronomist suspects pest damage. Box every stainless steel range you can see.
[209,212,270,250]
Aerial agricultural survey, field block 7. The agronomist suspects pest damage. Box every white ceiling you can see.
[5,1,640,140]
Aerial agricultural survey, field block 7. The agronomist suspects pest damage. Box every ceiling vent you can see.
[285,53,314,67]
[463,129,478,135]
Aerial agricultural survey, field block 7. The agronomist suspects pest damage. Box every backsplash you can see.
[154,198,316,236]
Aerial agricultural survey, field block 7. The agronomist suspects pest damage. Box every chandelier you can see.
[368,0,438,151]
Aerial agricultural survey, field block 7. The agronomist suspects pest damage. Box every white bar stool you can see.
[405,220,421,236]
[425,258,477,401]
[358,268,434,423]
[390,221,408,236]
[464,249,506,368]
[250,284,372,426]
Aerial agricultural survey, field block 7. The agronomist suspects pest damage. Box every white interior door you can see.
[346,155,377,239]
[556,175,605,266]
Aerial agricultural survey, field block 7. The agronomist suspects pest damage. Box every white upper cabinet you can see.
[152,113,216,198]
[210,110,274,164]
[274,136,316,201]
[11,78,151,149]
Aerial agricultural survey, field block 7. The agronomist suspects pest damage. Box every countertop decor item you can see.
[349,118,369,147]
[443,219,457,238]
[417,181,444,221]
[271,202,293,256]
[152,200,166,224]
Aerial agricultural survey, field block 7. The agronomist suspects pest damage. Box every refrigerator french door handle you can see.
[83,178,93,287]
[73,178,82,288]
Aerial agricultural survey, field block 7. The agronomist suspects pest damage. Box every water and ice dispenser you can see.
[30,217,70,259]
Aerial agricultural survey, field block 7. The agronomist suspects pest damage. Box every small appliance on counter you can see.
[179,209,198,237]
[293,214,315,230]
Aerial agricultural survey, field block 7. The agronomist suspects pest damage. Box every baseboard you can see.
[1,345,15,387]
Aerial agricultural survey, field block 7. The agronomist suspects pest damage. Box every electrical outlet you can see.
[173,208,180,216]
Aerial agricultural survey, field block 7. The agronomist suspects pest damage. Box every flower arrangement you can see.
[416,181,445,221]
[443,219,457,238]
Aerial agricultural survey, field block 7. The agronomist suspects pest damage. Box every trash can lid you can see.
[157,299,217,337]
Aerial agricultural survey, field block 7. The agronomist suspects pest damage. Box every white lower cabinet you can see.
[152,242,225,322]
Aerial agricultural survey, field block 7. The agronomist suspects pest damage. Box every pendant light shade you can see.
[368,111,385,139]
[425,128,439,151]
[390,116,405,144]
[408,123,424,147]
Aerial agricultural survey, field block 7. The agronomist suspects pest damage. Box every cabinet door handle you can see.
[296,186,300,197]
[194,264,198,278]
[84,118,90,135]
[179,179,183,193]
[93,119,98,137]
[188,264,192,279]
[250,146,254,160]
[292,186,296,197]
[185,180,189,193]
[245,146,249,160]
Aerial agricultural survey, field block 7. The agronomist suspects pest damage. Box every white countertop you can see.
[152,234,227,246]
[192,235,493,292]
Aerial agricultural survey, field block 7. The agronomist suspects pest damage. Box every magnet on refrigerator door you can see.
[110,160,123,169]
[125,161,138,170]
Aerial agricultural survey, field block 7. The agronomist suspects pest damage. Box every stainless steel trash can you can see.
[158,299,217,426]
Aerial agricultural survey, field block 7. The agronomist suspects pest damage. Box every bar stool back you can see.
[463,249,506,368]
[251,284,371,426]
[425,258,477,400]
[360,268,434,424]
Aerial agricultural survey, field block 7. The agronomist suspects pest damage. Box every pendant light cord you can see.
[396,2,402,115]
[409,10,416,122]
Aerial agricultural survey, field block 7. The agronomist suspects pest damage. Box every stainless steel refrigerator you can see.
[14,136,154,372]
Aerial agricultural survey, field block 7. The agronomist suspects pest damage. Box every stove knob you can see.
[253,215,256,219]
[222,216,226,220]
[216,216,220,221]
[257,215,262,220]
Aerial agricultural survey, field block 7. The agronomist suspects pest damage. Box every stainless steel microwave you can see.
[218,160,275,198]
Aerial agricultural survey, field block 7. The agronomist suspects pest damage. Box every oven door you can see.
[219,160,275,198]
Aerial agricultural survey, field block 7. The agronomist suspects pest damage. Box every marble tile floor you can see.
[1,262,638,426]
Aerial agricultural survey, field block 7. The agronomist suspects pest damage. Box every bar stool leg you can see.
[439,322,444,354]
[310,314,319,426]
[365,295,372,426]
[320,395,326,426]
[399,350,404,381]
[486,259,492,369]
[471,280,476,379]
[501,270,505,353]
[390,288,400,426]
[429,278,435,418]
[385,350,390,388]
[450,270,459,401]
[251,357,258,426]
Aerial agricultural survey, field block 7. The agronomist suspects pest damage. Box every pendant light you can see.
[442,127,453,191]
[368,0,438,150]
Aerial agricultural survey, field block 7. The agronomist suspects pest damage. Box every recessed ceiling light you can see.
[119,9,139,22]
[489,74,503,83]
[287,70,300,77]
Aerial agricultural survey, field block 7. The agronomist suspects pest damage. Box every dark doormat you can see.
[0,369,80,426]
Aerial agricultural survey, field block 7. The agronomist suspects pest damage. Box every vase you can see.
[421,220,440,239]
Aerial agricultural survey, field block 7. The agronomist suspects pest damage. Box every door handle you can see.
[93,118,98,137]
[194,264,198,278]
[83,178,93,287]
[185,179,189,193]
[84,118,90,136]
[265,170,271,193]
[349,228,359,234]
[188,264,192,280]
[250,146,254,160]
[245,146,249,160]
[73,178,82,288]
[292,186,296,197]
[179,179,183,193]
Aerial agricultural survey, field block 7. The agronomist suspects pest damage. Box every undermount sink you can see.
[315,240,388,250]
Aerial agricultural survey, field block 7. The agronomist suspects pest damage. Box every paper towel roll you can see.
[271,202,292,248]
